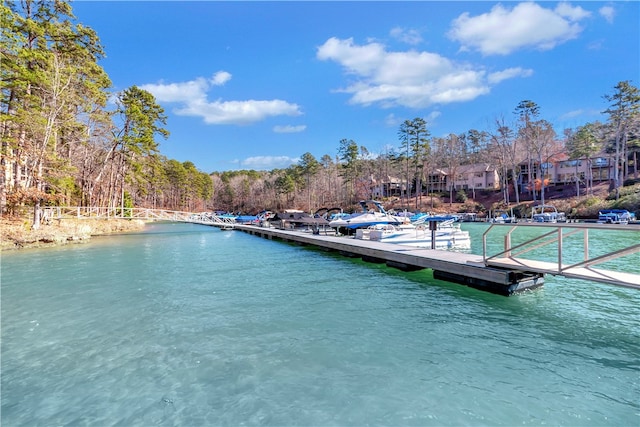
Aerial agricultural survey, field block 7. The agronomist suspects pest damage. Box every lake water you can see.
[2,222,639,426]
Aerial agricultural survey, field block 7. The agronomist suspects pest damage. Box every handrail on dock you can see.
[41,207,237,228]
[482,222,640,289]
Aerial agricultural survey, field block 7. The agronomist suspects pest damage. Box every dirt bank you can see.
[1,217,146,251]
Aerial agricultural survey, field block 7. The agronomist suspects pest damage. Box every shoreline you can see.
[1,217,147,251]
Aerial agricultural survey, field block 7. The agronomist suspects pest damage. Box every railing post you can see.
[584,229,589,261]
[505,227,516,258]
[558,227,563,273]
[482,224,492,263]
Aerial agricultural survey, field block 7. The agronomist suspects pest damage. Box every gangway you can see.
[482,222,640,289]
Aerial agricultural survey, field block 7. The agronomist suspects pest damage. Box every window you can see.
[560,160,581,168]
[593,169,609,180]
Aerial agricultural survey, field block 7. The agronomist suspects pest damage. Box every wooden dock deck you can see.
[234,224,544,296]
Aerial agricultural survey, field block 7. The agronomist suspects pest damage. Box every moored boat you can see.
[272,209,330,230]
[531,205,566,223]
[329,200,410,231]
[355,219,471,250]
[597,209,635,224]
[490,209,516,223]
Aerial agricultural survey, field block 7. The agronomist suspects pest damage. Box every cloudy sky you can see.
[72,1,639,173]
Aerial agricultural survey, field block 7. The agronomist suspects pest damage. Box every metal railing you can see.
[482,222,640,289]
[41,207,237,228]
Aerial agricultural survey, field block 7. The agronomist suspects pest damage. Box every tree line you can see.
[212,89,638,215]
[1,1,213,227]
[2,1,639,224]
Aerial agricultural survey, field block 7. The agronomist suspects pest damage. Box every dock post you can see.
[429,220,437,250]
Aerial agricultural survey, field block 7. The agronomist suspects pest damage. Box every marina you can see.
[42,207,640,295]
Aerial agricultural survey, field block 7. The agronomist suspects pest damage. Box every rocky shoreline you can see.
[1,217,147,251]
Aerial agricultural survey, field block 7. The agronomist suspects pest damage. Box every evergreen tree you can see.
[338,138,359,203]
[603,81,640,199]
[398,118,430,208]
[1,0,111,226]
[113,85,169,209]
[566,122,602,195]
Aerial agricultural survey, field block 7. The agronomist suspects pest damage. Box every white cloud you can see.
[448,2,591,55]
[239,155,298,170]
[273,124,306,133]
[385,111,441,128]
[587,39,604,50]
[140,73,302,125]
[560,109,584,119]
[599,5,615,24]
[384,113,402,127]
[175,98,301,125]
[426,110,441,124]
[140,77,210,103]
[317,37,526,108]
[555,2,590,21]
[560,108,601,121]
[212,71,232,86]
[488,67,534,84]
[390,27,423,45]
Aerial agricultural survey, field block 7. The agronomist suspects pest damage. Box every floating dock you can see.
[42,207,639,295]
[233,224,544,296]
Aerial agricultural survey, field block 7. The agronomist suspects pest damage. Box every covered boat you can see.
[329,200,410,231]
[531,205,566,223]
[355,219,471,250]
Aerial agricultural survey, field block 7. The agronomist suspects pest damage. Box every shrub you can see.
[606,183,639,200]
[459,201,484,213]
[455,190,468,203]
[580,196,603,208]
[512,203,529,218]
[612,191,640,214]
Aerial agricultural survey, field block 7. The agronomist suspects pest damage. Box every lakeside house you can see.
[372,154,618,198]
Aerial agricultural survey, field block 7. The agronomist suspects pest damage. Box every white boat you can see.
[355,219,471,250]
[597,209,634,224]
[329,200,410,231]
[490,209,516,223]
[531,205,566,223]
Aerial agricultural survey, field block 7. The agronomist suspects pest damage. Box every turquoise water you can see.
[2,222,639,426]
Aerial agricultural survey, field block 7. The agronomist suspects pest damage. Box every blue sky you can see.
[72,1,639,173]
